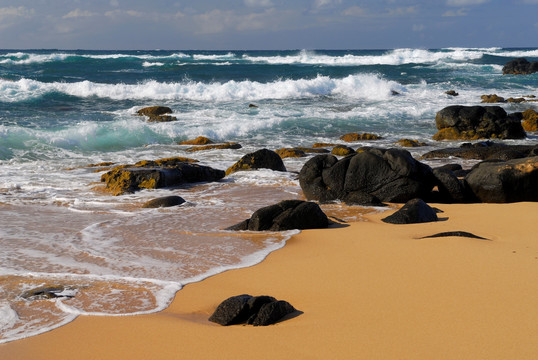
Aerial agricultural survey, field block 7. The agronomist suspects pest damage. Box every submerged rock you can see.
[142,195,186,208]
[136,106,177,122]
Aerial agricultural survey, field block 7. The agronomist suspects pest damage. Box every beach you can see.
[2,201,537,359]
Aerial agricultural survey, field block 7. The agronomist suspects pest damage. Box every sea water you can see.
[1,48,537,343]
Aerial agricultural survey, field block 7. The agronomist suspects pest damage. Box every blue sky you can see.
[1,0,537,49]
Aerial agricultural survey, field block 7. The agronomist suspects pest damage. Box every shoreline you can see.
[2,202,538,359]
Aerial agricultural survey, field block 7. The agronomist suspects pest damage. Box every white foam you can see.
[192,52,237,61]
[0,52,191,65]
[0,303,19,330]
[142,61,165,67]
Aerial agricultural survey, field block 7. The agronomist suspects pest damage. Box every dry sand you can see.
[2,202,537,359]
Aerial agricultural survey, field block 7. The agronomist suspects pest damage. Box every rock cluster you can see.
[502,58,538,75]
[227,200,329,231]
[433,105,526,140]
[209,294,297,326]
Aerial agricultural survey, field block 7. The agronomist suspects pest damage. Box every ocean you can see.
[1,47,537,343]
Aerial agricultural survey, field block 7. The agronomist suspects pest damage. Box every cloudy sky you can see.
[1,0,537,50]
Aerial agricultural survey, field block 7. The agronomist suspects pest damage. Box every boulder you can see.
[381,198,438,224]
[521,109,538,132]
[299,149,436,204]
[136,106,177,122]
[312,142,337,148]
[432,168,469,203]
[395,139,427,147]
[464,156,538,203]
[433,105,526,140]
[209,294,298,326]
[186,142,242,152]
[225,149,286,175]
[142,195,185,208]
[226,200,329,231]
[445,90,459,96]
[179,136,214,145]
[506,97,526,103]
[340,132,382,142]
[101,159,224,195]
[480,94,505,103]
[331,145,355,156]
[502,58,538,75]
[275,148,306,158]
[422,142,538,161]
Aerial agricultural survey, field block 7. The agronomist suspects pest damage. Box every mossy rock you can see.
[506,97,526,103]
[134,157,199,167]
[522,109,538,131]
[275,148,306,158]
[481,94,505,103]
[396,139,427,147]
[339,132,382,142]
[186,142,242,152]
[295,147,330,154]
[226,149,286,176]
[179,136,214,145]
[331,145,356,156]
[312,142,337,148]
[136,106,176,122]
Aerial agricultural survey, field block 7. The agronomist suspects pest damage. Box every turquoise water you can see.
[1,48,537,343]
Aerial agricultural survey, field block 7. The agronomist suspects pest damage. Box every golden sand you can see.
[2,203,537,359]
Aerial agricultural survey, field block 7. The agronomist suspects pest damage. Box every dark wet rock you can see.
[209,294,298,326]
[179,136,214,145]
[226,200,329,231]
[249,103,258,108]
[331,145,356,156]
[101,158,224,195]
[136,106,177,122]
[480,94,505,103]
[299,149,436,204]
[445,90,459,96]
[419,231,488,240]
[21,286,74,300]
[502,58,538,75]
[341,191,385,207]
[507,97,526,103]
[186,142,242,152]
[434,163,463,173]
[395,139,427,147]
[340,132,382,142]
[275,148,306,158]
[312,142,337,148]
[295,147,330,154]
[381,198,438,224]
[432,168,469,203]
[248,300,297,326]
[422,143,538,161]
[522,109,538,132]
[226,149,286,176]
[433,105,526,141]
[142,195,186,208]
[464,156,538,203]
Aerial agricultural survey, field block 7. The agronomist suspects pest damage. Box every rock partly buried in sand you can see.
[225,149,286,176]
[142,195,186,208]
[480,94,505,103]
[381,198,438,224]
[101,158,224,195]
[340,132,382,142]
[502,58,538,75]
[275,148,306,158]
[226,200,329,231]
[422,142,538,161]
[395,139,427,147]
[433,105,526,140]
[186,142,242,152]
[136,106,177,122]
[419,231,488,240]
[299,149,436,204]
[331,145,355,156]
[522,109,538,132]
[209,294,297,326]
[464,156,538,203]
[22,285,75,300]
[179,136,214,145]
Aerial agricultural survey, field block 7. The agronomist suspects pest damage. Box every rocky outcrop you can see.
[502,58,538,75]
[186,142,242,152]
[340,132,382,142]
[101,158,224,195]
[225,149,286,175]
[179,136,214,145]
[299,149,436,204]
[142,195,185,208]
[209,294,297,326]
[226,200,329,231]
[422,142,538,161]
[522,109,538,132]
[464,156,538,203]
[433,105,526,140]
[136,106,177,122]
[481,94,505,103]
[381,198,438,224]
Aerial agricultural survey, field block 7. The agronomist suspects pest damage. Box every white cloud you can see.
[342,6,367,16]
[446,0,488,6]
[105,9,144,18]
[443,8,468,16]
[244,0,274,7]
[314,0,342,9]
[62,9,97,19]
[0,6,34,21]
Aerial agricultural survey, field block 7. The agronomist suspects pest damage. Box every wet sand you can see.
[2,202,537,359]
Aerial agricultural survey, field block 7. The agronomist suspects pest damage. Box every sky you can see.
[0,0,537,50]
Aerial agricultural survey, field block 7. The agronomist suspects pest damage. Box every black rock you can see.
[382,198,438,224]
[142,195,185,208]
[502,58,538,75]
[226,149,286,175]
[208,294,253,326]
[464,156,538,203]
[248,300,297,326]
[432,168,469,203]
[420,231,488,240]
[422,143,537,161]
